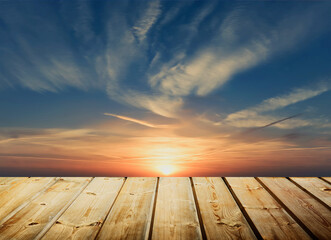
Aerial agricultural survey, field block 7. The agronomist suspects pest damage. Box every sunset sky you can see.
[0,0,331,176]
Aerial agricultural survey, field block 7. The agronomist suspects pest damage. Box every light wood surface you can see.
[0,177,91,240]
[0,177,57,225]
[152,177,202,240]
[0,177,27,193]
[226,177,310,240]
[193,177,256,240]
[0,177,330,240]
[259,177,331,240]
[290,177,331,207]
[321,177,331,184]
[96,177,157,240]
[42,177,124,240]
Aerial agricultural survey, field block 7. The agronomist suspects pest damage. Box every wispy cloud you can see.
[0,1,98,92]
[227,84,329,120]
[118,93,183,118]
[132,0,161,43]
[149,43,268,97]
[0,1,325,117]
[104,113,169,128]
[0,1,330,121]
[147,4,330,101]
[60,0,95,44]
[224,83,330,129]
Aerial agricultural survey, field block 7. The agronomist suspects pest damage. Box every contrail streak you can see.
[244,113,302,133]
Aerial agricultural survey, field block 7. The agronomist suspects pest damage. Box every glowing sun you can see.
[157,165,175,175]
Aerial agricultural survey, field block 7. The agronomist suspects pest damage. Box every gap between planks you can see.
[287,177,331,210]
[189,177,207,240]
[147,177,159,240]
[222,178,263,240]
[0,177,59,226]
[258,177,331,240]
[89,177,127,240]
[320,177,331,185]
[255,177,317,239]
[96,177,157,240]
[34,178,93,240]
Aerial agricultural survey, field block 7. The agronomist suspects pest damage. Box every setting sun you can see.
[157,165,175,175]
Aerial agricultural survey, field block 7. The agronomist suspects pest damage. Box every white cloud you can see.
[104,113,171,128]
[0,1,330,120]
[224,84,330,129]
[150,43,268,97]
[104,3,330,118]
[0,2,96,92]
[226,84,329,121]
[104,113,156,128]
[146,3,330,104]
[118,92,183,118]
[132,0,161,43]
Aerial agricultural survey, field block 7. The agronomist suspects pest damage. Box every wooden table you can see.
[0,177,330,239]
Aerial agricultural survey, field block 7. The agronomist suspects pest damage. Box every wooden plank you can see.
[0,177,91,240]
[0,177,22,185]
[152,177,202,240]
[290,177,331,207]
[42,177,124,240]
[0,177,57,223]
[96,177,157,240]
[0,177,14,184]
[193,177,257,240]
[259,177,331,239]
[226,177,310,240]
[0,177,27,194]
[321,177,331,184]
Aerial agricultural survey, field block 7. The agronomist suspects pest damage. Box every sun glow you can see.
[157,165,175,175]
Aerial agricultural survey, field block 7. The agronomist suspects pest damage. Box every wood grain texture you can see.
[0,177,330,239]
[152,177,202,240]
[226,177,310,240]
[96,177,157,240]
[259,177,331,239]
[0,177,14,184]
[0,177,25,186]
[42,177,124,240]
[290,177,331,207]
[0,177,91,240]
[0,177,27,194]
[322,177,331,184]
[0,177,57,224]
[193,177,256,240]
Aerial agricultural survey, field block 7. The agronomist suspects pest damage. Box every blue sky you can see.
[0,0,331,176]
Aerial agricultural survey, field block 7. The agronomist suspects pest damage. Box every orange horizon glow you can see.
[0,124,330,176]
